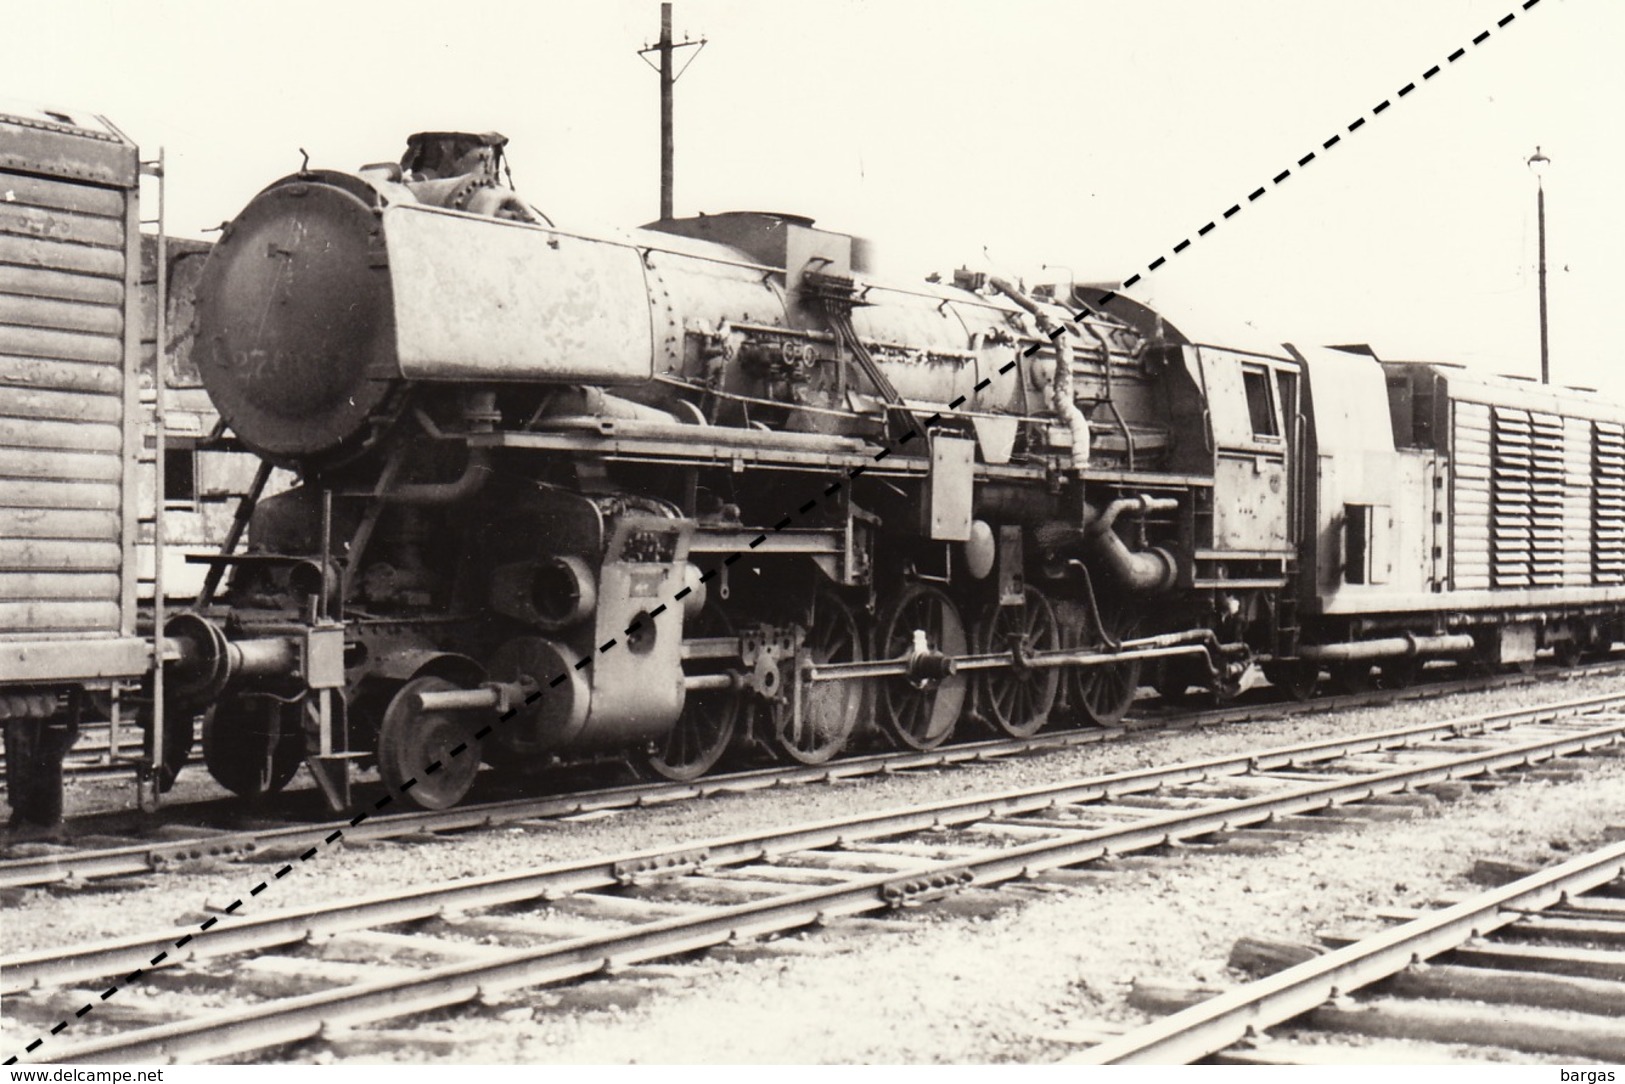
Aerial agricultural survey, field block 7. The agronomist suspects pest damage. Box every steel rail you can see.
[9,643,1613,798]
[4,676,1618,895]
[11,692,1616,990]
[6,671,1617,891]
[0,726,1137,889]
[1068,838,1625,1065]
[23,708,1625,1061]
[6,647,1614,824]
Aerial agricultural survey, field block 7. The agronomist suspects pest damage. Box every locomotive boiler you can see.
[162,130,1231,810]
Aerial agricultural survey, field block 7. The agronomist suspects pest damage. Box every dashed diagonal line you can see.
[3,0,1544,1063]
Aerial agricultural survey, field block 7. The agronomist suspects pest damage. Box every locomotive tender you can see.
[9,123,1625,821]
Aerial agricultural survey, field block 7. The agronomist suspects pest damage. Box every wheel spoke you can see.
[650,604,741,782]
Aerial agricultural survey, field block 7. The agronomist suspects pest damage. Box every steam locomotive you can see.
[10,122,1625,822]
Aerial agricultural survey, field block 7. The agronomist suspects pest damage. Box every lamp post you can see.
[1527,146,1550,385]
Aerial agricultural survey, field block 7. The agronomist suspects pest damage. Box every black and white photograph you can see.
[3,0,1625,1068]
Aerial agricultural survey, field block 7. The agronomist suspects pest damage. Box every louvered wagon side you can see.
[1442,372,1625,663]
[0,103,151,826]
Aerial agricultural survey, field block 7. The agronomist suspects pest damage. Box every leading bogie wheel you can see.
[975,587,1060,738]
[202,693,305,799]
[377,675,486,810]
[647,603,741,781]
[765,587,866,765]
[875,582,969,750]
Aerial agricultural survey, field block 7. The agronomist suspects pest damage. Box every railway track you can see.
[0,727,1126,889]
[5,660,1615,889]
[5,689,1625,1063]
[1070,838,1625,1064]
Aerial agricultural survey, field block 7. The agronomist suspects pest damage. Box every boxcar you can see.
[0,103,152,825]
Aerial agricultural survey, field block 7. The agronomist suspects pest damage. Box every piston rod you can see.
[806,637,1221,684]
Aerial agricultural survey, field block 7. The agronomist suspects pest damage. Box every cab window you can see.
[1242,367,1280,439]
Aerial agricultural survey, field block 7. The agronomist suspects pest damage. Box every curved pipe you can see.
[1095,495,1176,532]
[540,386,677,424]
[1087,530,1178,593]
[1048,317,1091,471]
[1086,495,1179,593]
[384,447,493,506]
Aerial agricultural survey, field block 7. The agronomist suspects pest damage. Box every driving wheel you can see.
[764,587,866,765]
[1069,606,1142,727]
[648,604,741,781]
[975,587,1060,738]
[875,582,968,750]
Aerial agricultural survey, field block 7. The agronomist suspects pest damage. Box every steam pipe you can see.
[1095,494,1177,533]
[1086,495,1179,592]
[383,447,493,506]
[413,672,738,715]
[1297,633,1477,662]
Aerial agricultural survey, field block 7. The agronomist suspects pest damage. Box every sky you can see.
[6,0,1619,394]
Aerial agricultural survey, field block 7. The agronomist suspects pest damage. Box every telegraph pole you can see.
[1527,147,1551,385]
[639,3,705,221]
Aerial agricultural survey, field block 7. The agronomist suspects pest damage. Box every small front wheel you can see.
[376,676,485,810]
